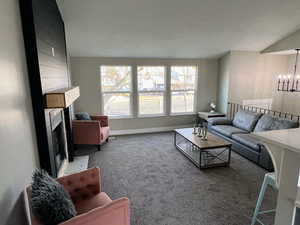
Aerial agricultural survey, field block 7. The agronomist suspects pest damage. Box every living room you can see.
[1,0,300,225]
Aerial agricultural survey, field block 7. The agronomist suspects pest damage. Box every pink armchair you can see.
[24,168,130,225]
[73,115,110,151]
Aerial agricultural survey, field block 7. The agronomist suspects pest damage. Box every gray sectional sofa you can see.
[207,110,299,171]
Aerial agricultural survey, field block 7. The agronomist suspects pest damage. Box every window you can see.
[171,66,197,114]
[137,66,165,115]
[100,64,198,118]
[100,66,132,117]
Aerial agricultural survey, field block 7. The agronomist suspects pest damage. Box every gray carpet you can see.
[87,132,276,225]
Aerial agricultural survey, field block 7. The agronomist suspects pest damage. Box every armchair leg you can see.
[106,137,109,142]
[97,145,101,151]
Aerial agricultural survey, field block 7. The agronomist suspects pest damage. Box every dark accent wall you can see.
[19,0,71,177]
[33,0,70,93]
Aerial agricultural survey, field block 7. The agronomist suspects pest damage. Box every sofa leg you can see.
[97,145,101,151]
[106,137,109,143]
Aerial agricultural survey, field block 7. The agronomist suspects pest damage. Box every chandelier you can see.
[277,49,300,92]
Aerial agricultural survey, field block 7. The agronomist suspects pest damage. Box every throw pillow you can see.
[232,110,262,132]
[254,114,299,132]
[31,170,77,225]
[254,114,275,132]
[270,117,299,130]
[75,112,91,120]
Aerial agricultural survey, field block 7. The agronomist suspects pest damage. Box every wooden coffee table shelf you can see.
[174,128,232,169]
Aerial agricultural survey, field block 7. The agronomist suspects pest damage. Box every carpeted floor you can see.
[86,132,276,225]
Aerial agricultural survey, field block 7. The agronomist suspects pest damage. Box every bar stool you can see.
[251,172,278,225]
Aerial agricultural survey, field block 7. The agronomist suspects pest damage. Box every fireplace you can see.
[52,122,66,172]
[19,0,79,177]
[48,109,69,175]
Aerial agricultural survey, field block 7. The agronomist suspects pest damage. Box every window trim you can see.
[101,92,133,118]
[170,65,198,115]
[99,64,199,118]
[170,90,196,115]
[100,65,133,118]
[137,65,167,117]
[170,112,197,116]
[137,92,166,117]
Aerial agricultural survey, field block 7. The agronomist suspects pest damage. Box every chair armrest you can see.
[91,115,109,127]
[59,197,130,225]
[207,117,232,126]
[57,168,101,202]
[73,120,101,127]
[72,121,101,145]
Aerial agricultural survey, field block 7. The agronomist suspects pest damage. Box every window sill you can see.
[138,114,167,118]
[109,115,134,120]
[108,113,196,119]
[170,112,197,116]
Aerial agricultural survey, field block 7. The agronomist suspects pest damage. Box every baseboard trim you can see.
[110,124,194,136]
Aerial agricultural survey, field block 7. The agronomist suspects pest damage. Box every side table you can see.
[198,112,226,123]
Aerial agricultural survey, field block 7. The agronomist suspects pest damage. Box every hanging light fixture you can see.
[277,49,300,92]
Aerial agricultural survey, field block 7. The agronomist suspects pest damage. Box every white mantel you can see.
[253,128,300,225]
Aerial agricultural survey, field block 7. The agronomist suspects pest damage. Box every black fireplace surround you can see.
[19,0,74,177]
[50,110,67,174]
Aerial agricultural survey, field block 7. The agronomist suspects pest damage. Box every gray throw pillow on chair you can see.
[75,112,91,120]
[31,170,77,225]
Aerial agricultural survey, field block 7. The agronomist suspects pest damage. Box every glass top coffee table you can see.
[174,128,232,169]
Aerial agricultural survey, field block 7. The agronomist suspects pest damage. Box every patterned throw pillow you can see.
[31,170,77,225]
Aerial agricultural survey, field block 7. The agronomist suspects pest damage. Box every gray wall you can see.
[217,53,231,113]
[217,51,292,113]
[262,27,300,115]
[229,51,289,106]
[71,57,219,131]
[279,54,300,114]
[0,0,39,224]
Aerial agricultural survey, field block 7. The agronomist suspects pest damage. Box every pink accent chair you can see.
[24,168,130,225]
[73,115,110,151]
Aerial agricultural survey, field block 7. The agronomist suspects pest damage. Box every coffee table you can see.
[174,128,232,169]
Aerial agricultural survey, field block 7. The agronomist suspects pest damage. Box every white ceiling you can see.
[57,0,300,58]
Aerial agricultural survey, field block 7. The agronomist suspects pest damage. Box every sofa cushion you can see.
[211,125,248,138]
[232,110,262,132]
[271,117,299,130]
[254,114,275,132]
[75,192,112,215]
[207,117,232,126]
[232,134,261,151]
[31,170,77,225]
[75,112,91,120]
[254,114,299,132]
